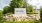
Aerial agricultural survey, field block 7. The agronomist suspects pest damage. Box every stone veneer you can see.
[3,14,40,21]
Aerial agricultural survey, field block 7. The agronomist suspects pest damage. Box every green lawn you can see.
[3,20,42,23]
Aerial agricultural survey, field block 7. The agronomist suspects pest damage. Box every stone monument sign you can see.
[15,8,26,14]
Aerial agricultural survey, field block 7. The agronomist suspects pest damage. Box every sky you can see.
[0,0,42,10]
[28,0,42,9]
[0,0,11,10]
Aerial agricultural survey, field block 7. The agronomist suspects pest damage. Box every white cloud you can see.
[28,0,42,9]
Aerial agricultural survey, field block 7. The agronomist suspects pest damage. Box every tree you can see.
[3,0,24,14]
[23,2,34,14]
[27,5,34,14]
[3,6,10,14]
[3,0,34,14]
[9,0,24,13]
[23,2,29,8]
[28,5,34,12]
[40,6,42,21]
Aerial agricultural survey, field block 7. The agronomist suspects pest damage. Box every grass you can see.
[3,20,42,23]
[3,20,36,23]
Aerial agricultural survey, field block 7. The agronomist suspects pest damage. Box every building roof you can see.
[33,6,40,10]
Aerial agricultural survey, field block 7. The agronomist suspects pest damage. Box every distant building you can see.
[33,6,40,16]
[24,0,40,16]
